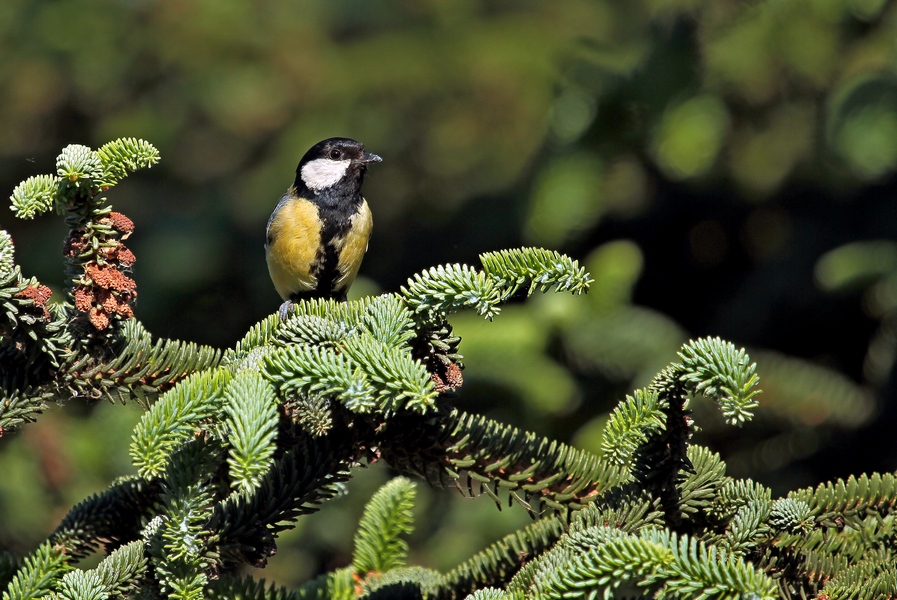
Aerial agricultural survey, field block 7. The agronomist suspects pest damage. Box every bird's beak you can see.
[360,152,382,164]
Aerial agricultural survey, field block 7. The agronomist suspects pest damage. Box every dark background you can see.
[2,0,897,587]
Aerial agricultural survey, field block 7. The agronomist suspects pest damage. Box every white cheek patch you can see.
[300,158,351,191]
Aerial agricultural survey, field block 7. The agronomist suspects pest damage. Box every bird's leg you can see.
[278,299,294,321]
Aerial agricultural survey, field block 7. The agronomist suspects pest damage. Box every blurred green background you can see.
[3,0,897,589]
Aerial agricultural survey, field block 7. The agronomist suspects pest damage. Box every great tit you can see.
[265,137,381,320]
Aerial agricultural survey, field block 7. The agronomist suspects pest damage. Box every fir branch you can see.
[340,335,437,416]
[284,395,334,437]
[50,476,163,559]
[147,440,221,600]
[291,568,355,600]
[8,139,158,337]
[600,388,665,468]
[820,549,897,600]
[284,296,373,326]
[379,409,626,514]
[0,231,13,279]
[361,566,442,598]
[531,526,670,599]
[96,138,160,186]
[769,498,815,535]
[9,175,58,219]
[711,479,773,522]
[55,569,107,600]
[408,315,464,394]
[212,432,356,568]
[463,589,508,600]
[1,541,71,600]
[55,541,147,600]
[478,247,592,298]
[723,497,773,555]
[532,528,777,600]
[357,294,416,348]
[677,337,761,425]
[71,319,222,406]
[401,263,501,319]
[0,233,67,403]
[439,516,567,597]
[652,530,777,599]
[352,477,417,577]
[56,144,103,186]
[264,343,376,414]
[223,370,279,493]
[262,300,438,417]
[206,574,305,600]
[569,487,664,535]
[632,367,693,528]
[276,314,350,347]
[788,472,897,522]
[130,368,232,478]
[0,382,55,436]
[223,314,281,367]
[676,445,729,526]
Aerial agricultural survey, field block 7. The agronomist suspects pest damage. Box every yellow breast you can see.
[333,199,373,292]
[265,196,322,300]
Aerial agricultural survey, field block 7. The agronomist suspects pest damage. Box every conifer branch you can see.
[478,247,592,298]
[264,343,377,414]
[359,566,443,598]
[96,138,161,186]
[211,430,357,568]
[821,549,897,600]
[67,319,222,406]
[352,477,417,577]
[146,440,220,600]
[130,368,232,478]
[340,335,436,415]
[1,542,71,600]
[677,337,761,425]
[206,575,306,600]
[402,263,501,319]
[291,568,355,600]
[465,588,512,600]
[357,294,416,347]
[50,476,163,559]
[9,175,59,219]
[788,472,897,522]
[379,408,627,514]
[600,388,664,467]
[531,528,778,600]
[223,370,279,493]
[438,516,567,597]
[399,247,593,322]
[55,541,147,600]
[2,139,212,438]
[676,445,729,528]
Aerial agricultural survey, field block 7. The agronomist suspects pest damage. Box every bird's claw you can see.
[278,300,294,322]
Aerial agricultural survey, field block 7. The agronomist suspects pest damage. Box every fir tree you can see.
[2,140,895,600]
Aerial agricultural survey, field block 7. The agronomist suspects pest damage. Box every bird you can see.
[265,137,381,320]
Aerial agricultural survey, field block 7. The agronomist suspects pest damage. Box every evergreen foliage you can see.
[352,477,416,579]
[2,140,895,599]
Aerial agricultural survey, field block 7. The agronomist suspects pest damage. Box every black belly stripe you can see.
[306,198,360,300]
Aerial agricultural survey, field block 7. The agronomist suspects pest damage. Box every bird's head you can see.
[296,137,381,193]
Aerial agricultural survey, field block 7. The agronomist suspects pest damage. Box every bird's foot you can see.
[278,299,294,322]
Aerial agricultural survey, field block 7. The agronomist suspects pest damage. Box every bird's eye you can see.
[329,149,342,160]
